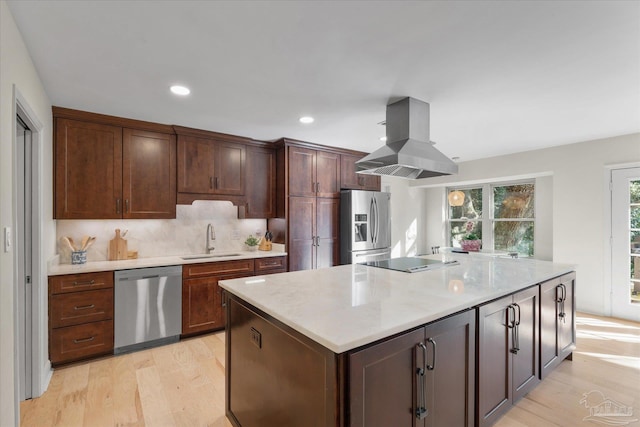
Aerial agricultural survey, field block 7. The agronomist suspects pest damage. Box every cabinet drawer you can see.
[255,256,287,273]
[50,289,113,328]
[49,271,113,295]
[183,259,255,278]
[50,320,114,365]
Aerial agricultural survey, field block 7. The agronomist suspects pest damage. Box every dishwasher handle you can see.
[115,265,183,282]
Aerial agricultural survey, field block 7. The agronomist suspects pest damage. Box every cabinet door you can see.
[341,154,380,191]
[477,295,512,427]
[349,328,425,427]
[424,310,475,427]
[316,198,340,269]
[557,273,576,359]
[214,141,245,195]
[511,286,540,402]
[288,146,316,197]
[539,277,561,378]
[177,135,216,194]
[240,146,276,218]
[54,118,122,219]
[316,150,340,197]
[182,276,223,335]
[288,196,316,271]
[123,128,176,219]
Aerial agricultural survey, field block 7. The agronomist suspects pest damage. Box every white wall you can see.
[1,1,55,423]
[412,133,640,316]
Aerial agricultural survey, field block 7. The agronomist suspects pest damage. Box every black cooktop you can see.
[361,257,459,273]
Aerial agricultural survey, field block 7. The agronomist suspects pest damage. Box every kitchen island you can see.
[219,254,576,427]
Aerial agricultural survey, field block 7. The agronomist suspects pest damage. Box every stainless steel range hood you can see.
[356,97,458,179]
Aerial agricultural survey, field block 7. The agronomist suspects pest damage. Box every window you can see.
[447,182,535,256]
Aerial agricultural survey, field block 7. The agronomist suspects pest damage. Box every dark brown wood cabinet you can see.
[349,310,475,427]
[540,272,576,379]
[48,271,114,365]
[288,146,340,198]
[181,256,287,336]
[288,196,339,271]
[177,134,245,197]
[182,259,255,336]
[477,286,539,427]
[341,153,381,191]
[238,145,276,219]
[53,108,176,219]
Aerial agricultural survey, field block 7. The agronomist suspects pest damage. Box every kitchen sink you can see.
[181,253,241,260]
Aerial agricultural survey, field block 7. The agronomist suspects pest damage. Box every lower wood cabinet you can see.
[349,310,475,427]
[540,272,576,378]
[477,286,539,427]
[48,271,114,365]
[182,256,288,336]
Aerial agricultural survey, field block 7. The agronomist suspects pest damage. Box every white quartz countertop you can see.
[219,254,575,354]
[48,250,287,276]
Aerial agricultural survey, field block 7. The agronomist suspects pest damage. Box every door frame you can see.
[12,87,50,409]
[604,162,640,318]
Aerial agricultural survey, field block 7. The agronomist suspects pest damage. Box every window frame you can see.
[446,179,536,256]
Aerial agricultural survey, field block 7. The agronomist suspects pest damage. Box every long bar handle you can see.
[415,342,428,420]
[557,284,567,323]
[510,303,521,354]
[73,304,95,311]
[125,199,129,214]
[73,336,95,344]
[116,198,121,214]
[426,337,436,371]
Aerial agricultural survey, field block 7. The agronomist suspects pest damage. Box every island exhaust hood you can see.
[356,97,458,179]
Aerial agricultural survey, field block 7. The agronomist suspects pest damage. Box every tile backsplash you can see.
[56,200,267,263]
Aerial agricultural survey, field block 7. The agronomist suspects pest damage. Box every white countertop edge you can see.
[220,258,575,354]
[48,250,287,276]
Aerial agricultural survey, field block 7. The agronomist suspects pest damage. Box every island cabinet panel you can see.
[349,310,475,427]
[340,153,381,191]
[477,286,539,427]
[540,272,576,379]
[226,297,338,427]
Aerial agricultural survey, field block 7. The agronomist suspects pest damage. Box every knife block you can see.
[108,229,128,260]
[258,238,272,251]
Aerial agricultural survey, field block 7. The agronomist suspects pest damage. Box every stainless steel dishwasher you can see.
[114,265,182,354]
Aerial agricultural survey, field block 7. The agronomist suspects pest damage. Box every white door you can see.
[611,167,640,321]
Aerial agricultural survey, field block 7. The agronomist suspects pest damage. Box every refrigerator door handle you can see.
[374,196,380,246]
[370,196,376,245]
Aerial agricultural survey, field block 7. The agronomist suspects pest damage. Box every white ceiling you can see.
[7,1,640,161]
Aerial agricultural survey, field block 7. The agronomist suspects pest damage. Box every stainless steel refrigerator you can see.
[340,190,391,264]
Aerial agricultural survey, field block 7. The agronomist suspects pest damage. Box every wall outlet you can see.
[231,229,240,240]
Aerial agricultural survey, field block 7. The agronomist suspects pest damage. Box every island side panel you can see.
[225,294,342,427]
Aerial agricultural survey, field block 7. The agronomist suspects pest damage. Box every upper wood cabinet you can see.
[341,153,381,191]
[238,145,276,219]
[288,146,340,198]
[54,109,176,219]
[177,135,245,196]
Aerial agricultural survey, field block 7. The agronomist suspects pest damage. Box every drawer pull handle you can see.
[262,261,279,266]
[74,304,95,310]
[72,280,96,286]
[73,336,95,344]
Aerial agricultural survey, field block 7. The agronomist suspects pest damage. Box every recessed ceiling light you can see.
[170,85,190,96]
[380,136,387,142]
[452,156,461,161]
[299,116,314,124]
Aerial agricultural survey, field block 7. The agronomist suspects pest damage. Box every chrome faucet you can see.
[206,223,216,253]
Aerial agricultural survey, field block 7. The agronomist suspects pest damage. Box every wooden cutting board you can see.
[108,229,128,261]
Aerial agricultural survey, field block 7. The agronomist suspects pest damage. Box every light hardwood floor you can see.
[21,313,640,427]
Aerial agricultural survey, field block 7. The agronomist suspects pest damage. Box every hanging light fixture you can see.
[448,190,465,206]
